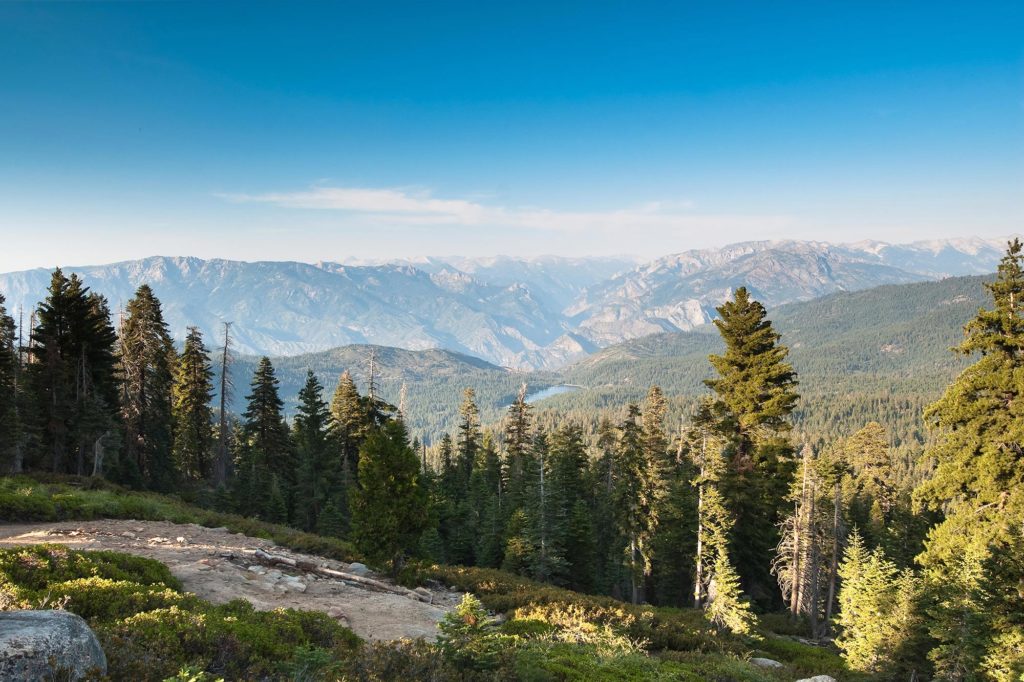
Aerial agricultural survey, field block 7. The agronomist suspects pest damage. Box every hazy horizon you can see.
[1,2,1021,272]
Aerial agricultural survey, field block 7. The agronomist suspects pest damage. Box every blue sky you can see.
[0,1,1021,271]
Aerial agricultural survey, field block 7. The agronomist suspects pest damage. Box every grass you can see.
[0,475,360,564]
[0,476,860,680]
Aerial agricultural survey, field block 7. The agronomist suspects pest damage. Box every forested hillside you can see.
[0,254,1020,681]
[549,274,987,448]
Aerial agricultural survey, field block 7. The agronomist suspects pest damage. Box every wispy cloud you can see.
[218,185,790,235]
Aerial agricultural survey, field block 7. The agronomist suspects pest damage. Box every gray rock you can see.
[749,657,784,669]
[0,610,107,681]
[796,677,837,682]
[346,562,371,577]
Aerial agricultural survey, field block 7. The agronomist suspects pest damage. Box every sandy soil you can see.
[0,519,461,641]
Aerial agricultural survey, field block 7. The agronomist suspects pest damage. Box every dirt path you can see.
[0,520,461,642]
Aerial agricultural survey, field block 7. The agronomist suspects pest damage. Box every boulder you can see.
[749,657,784,669]
[346,562,371,577]
[0,610,107,680]
[796,677,837,682]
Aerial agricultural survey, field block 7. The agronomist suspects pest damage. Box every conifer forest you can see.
[1,242,1021,680]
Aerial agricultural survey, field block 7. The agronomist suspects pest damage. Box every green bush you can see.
[0,545,360,681]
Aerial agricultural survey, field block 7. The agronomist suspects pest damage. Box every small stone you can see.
[120,531,136,539]
[346,562,370,577]
[133,527,144,533]
[175,536,187,544]
[796,677,837,682]
[750,657,784,669]
[196,564,212,571]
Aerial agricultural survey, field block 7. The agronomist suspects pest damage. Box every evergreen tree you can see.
[613,403,663,604]
[29,270,120,477]
[350,419,427,576]
[293,370,335,532]
[0,293,22,473]
[705,286,798,606]
[330,370,370,480]
[469,433,504,568]
[504,383,533,511]
[591,416,622,596]
[914,240,1024,679]
[706,552,756,636]
[547,423,593,590]
[171,326,214,481]
[235,357,292,520]
[689,398,755,633]
[120,284,176,490]
[835,530,925,679]
[456,388,481,490]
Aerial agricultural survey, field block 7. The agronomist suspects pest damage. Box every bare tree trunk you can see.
[792,445,812,618]
[694,433,706,608]
[630,535,639,605]
[807,481,820,636]
[91,432,108,477]
[823,481,842,635]
[214,322,232,486]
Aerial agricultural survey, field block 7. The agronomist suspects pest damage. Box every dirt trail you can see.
[0,519,461,642]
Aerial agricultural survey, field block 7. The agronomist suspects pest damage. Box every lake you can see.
[524,385,581,403]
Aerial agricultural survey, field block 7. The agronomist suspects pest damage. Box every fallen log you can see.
[251,549,430,602]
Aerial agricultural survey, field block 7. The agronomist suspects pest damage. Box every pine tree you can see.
[120,284,176,490]
[914,240,1024,679]
[0,293,22,473]
[293,370,335,532]
[29,270,120,477]
[469,433,504,568]
[613,403,663,604]
[689,398,756,633]
[705,286,798,606]
[236,357,292,520]
[330,370,369,482]
[504,383,533,511]
[456,388,481,490]
[350,419,427,576]
[547,423,593,589]
[835,530,924,679]
[172,326,214,481]
[591,416,622,596]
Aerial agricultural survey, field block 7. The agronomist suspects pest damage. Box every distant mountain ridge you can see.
[0,236,1012,369]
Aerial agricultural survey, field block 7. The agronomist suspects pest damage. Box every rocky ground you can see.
[0,519,462,641]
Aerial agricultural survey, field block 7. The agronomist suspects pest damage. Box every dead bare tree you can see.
[214,321,233,486]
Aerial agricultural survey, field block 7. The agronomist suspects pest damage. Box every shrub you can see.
[0,545,360,681]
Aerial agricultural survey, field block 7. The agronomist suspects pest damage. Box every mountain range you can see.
[0,236,1011,369]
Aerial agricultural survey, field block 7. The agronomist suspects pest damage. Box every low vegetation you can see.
[0,475,360,563]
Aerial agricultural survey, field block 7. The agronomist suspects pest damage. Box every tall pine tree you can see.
[350,419,428,577]
[0,293,21,473]
[120,284,176,490]
[293,370,335,532]
[914,240,1024,679]
[705,286,798,606]
[172,326,214,481]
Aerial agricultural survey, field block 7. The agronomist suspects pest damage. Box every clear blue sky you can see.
[0,1,1021,271]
